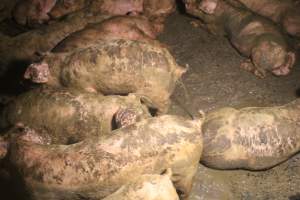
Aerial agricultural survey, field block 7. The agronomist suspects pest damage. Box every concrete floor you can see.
[159,11,300,200]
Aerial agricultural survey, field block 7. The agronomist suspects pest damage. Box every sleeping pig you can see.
[201,99,300,170]
[0,87,150,144]
[0,10,110,77]
[13,0,57,27]
[53,15,159,52]
[25,39,185,113]
[6,115,203,199]
[103,173,179,200]
[184,0,296,78]
[227,0,300,39]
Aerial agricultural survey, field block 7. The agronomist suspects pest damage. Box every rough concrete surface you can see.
[159,11,300,200]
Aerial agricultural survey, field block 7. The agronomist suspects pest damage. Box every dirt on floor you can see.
[159,10,300,200]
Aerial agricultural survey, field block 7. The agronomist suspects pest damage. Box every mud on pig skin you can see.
[184,0,296,78]
[0,87,150,144]
[201,99,300,170]
[8,115,203,200]
[227,0,300,39]
[103,173,179,200]
[25,39,185,113]
[0,10,110,77]
[53,15,159,53]
[13,0,57,27]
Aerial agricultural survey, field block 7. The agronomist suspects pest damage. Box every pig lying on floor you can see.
[53,15,160,52]
[226,0,300,39]
[0,87,150,144]
[25,39,185,113]
[0,10,110,77]
[184,0,296,78]
[201,99,300,170]
[3,115,202,200]
[103,173,179,200]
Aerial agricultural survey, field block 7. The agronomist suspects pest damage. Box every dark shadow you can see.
[296,88,300,97]
[176,0,186,14]
[289,193,300,200]
[0,158,31,200]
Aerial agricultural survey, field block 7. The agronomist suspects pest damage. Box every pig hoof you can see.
[114,108,138,128]
[24,62,50,83]
[240,60,265,78]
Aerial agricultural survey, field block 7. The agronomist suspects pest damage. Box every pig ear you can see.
[271,52,295,76]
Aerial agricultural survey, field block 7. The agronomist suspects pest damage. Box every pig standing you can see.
[201,99,300,170]
[0,87,150,144]
[25,39,185,113]
[6,115,203,200]
[53,15,159,52]
[184,0,296,78]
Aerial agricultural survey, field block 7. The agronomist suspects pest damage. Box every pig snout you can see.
[24,62,50,83]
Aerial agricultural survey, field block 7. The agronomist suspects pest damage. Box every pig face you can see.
[252,40,296,76]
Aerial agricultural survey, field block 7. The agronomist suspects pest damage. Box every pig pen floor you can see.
[160,12,300,200]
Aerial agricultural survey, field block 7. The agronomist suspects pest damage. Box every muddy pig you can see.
[25,39,185,113]
[201,99,300,170]
[184,0,296,78]
[227,0,300,39]
[49,0,87,19]
[53,15,159,52]
[143,0,176,33]
[13,0,57,27]
[0,87,150,144]
[6,115,203,200]
[103,173,179,200]
[0,10,110,78]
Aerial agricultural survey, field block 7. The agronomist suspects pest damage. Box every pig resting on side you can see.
[6,115,203,200]
[184,0,296,78]
[53,15,160,52]
[25,39,185,113]
[227,0,300,39]
[0,87,150,144]
[103,173,179,200]
[201,99,300,170]
[13,0,57,27]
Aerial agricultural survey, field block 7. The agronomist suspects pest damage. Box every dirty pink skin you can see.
[24,62,50,83]
[90,0,144,16]
[13,0,57,26]
[230,0,300,38]
[49,0,86,19]
[52,15,159,52]
[184,0,296,78]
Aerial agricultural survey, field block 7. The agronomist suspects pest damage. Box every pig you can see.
[201,99,300,170]
[184,0,296,78]
[0,10,110,77]
[53,15,159,53]
[0,87,150,144]
[7,115,203,200]
[49,0,87,19]
[103,173,179,200]
[13,0,57,27]
[143,0,176,33]
[227,0,300,38]
[24,39,186,113]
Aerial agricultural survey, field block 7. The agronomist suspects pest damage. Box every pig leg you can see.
[240,59,266,78]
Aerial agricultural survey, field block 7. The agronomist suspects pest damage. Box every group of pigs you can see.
[0,0,299,200]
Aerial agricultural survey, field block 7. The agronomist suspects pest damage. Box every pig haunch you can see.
[201,99,300,170]
[25,39,185,113]
[0,87,150,144]
[7,115,203,200]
